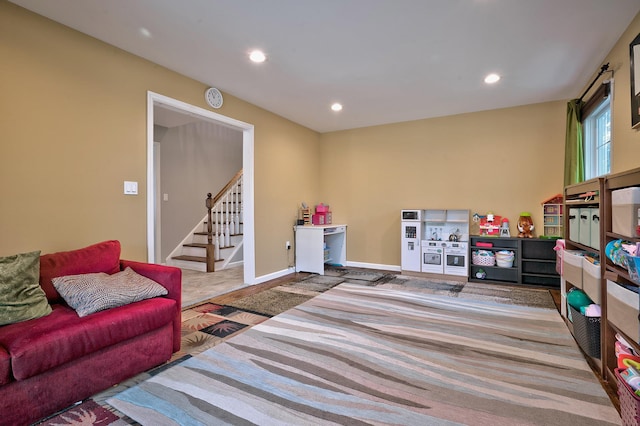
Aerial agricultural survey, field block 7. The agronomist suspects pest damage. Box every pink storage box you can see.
[312,214,325,225]
[316,204,330,213]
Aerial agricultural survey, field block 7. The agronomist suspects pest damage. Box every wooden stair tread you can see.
[172,255,224,263]
[194,232,243,237]
[183,243,236,249]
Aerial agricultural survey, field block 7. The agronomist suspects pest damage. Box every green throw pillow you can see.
[0,250,52,326]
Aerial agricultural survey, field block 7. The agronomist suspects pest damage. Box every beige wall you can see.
[0,2,321,278]
[158,121,242,261]
[317,11,640,269]
[586,11,640,174]
[319,102,566,267]
[2,1,639,275]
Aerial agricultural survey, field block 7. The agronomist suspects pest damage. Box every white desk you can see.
[295,224,347,275]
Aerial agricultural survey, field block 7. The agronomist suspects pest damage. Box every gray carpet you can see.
[108,283,618,425]
[227,268,557,316]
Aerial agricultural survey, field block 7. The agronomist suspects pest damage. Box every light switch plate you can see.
[124,181,138,195]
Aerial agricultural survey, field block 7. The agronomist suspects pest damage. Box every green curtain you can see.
[563,99,584,186]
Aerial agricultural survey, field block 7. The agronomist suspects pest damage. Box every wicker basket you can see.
[616,368,640,426]
[569,306,601,359]
[495,251,515,268]
[472,250,495,266]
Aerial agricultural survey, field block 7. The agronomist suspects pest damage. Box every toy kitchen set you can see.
[400,209,470,278]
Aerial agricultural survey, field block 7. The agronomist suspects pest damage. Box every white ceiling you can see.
[11,0,640,133]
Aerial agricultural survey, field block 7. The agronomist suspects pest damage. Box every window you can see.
[582,82,612,180]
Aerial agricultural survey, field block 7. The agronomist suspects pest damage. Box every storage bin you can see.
[324,212,332,224]
[589,208,600,249]
[568,208,580,243]
[562,250,585,288]
[312,214,325,225]
[495,250,514,268]
[615,368,640,426]
[579,208,591,247]
[582,257,601,304]
[569,305,601,358]
[472,250,495,266]
[607,279,640,344]
[612,187,640,238]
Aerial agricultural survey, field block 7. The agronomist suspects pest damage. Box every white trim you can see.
[153,141,161,261]
[252,267,296,284]
[146,91,256,284]
[345,261,401,272]
[242,125,256,284]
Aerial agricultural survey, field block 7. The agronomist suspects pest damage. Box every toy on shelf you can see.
[471,213,481,235]
[479,212,502,236]
[517,212,535,238]
[541,194,563,238]
[499,218,511,237]
[298,202,311,225]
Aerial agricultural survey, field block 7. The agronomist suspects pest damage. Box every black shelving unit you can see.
[469,236,560,287]
[469,236,519,283]
[521,239,561,287]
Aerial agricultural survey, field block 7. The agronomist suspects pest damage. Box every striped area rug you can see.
[107,283,619,425]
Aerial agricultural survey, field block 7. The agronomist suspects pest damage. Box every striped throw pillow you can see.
[52,267,168,317]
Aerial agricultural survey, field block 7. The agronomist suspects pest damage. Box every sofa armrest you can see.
[120,260,182,352]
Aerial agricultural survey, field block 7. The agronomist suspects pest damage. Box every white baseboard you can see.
[345,261,401,272]
[252,266,296,285]
[252,262,400,285]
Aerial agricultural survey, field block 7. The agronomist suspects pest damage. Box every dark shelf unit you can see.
[521,238,561,287]
[469,236,560,287]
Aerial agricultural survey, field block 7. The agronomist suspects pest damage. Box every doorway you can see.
[146,91,256,284]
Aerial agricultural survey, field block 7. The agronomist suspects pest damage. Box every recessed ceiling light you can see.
[331,103,343,112]
[139,27,152,38]
[249,50,266,63]
[484,73,501,84]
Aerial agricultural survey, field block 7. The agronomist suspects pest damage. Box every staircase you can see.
[167,170,243,272]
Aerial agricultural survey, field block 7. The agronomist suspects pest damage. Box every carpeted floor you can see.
[107,283,619,425]
[38,270,571,425]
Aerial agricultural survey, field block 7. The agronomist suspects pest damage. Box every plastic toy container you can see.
[612,187,640,238]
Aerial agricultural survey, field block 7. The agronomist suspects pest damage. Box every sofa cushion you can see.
[39,240,121,303]
[0,250,52,326]
[0,297,176,381]
[52,267,168,317]
[0,346,10,386]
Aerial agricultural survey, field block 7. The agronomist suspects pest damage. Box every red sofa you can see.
[0,241,181,426]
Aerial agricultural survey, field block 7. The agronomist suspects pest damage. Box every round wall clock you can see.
[205,87,223,109]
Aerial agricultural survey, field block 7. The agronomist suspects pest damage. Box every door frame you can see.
[146,91,256,284]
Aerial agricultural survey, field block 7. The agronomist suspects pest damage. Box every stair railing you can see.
[205,193,215,272]
[204,170,243,271]
[165,169,243,271]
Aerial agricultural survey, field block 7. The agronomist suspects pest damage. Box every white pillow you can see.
[52,267,168,317]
